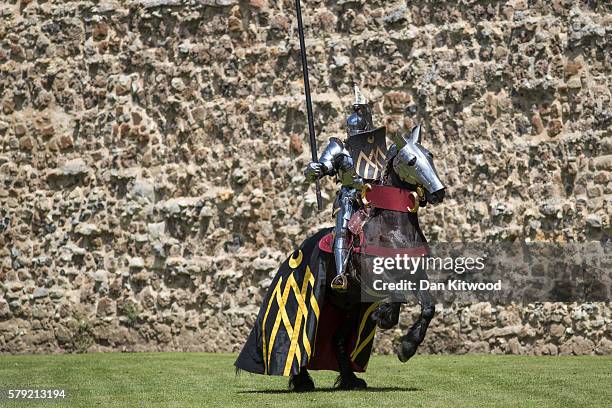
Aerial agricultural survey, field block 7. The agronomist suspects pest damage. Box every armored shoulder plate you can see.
[319,137,349,174]
[345,126,388,180]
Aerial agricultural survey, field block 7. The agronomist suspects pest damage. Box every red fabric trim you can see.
[305,302,365,373]
[353,245,428,257]
[319,232,428,257]
[318,232,334,253]
[365,184,419,213]
[347,210,367,235]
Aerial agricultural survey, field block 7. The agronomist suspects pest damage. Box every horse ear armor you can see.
[410,125,422,144]
[390,124,421,149]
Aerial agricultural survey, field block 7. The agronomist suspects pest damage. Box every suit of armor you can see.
[304,85,387,290]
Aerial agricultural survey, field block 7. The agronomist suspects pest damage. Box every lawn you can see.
[0,353,609,407]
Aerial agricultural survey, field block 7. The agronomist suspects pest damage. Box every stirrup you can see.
[331,274,348,291]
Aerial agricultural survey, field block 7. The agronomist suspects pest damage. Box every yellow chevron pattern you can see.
[356,147,386,179]
[261,251,319,376]
[350,302,379,361]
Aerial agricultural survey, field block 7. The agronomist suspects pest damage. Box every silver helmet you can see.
[346,84,374,137]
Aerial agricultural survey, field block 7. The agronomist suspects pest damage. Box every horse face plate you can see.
[393,126,446,204]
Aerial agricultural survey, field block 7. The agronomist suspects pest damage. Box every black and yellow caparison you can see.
[235,229,327,377]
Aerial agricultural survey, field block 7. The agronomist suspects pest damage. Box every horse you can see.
[234,125,445,391]
[289,125,445,391]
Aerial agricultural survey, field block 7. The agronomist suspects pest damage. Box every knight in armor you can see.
[304,85,387,291]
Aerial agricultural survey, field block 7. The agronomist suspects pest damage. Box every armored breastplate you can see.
[345,126,388,180]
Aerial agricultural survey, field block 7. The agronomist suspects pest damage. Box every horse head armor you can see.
[391,125,446,205]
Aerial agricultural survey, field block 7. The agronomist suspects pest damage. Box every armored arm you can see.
[304,137,366,189]
[318,137,347,175]
[336,155,365,189]
[304,137,348,182]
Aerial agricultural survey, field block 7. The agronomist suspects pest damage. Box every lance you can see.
[294,0,323,211]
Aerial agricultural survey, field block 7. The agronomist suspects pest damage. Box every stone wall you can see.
[0,0,610,355]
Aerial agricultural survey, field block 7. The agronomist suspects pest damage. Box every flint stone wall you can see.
[0,0,610,355]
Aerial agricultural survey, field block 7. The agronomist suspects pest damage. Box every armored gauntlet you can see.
[304,162,324,183]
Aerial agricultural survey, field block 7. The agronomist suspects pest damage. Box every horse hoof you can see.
[336,374,367,390]
[289,370,315,392]
[397,341,418,363]
[372,305,396,330]
[351,377,367,390]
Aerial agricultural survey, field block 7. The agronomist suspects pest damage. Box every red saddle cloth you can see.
[319,184,428,257]
[318,232,427,257]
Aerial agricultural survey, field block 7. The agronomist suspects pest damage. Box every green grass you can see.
[0,353,610,407]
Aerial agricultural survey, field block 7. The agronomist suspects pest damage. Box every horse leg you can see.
[288,366,315,392]
[398,288,435,362]
[372,302,401,329]
[333,310,367,390]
